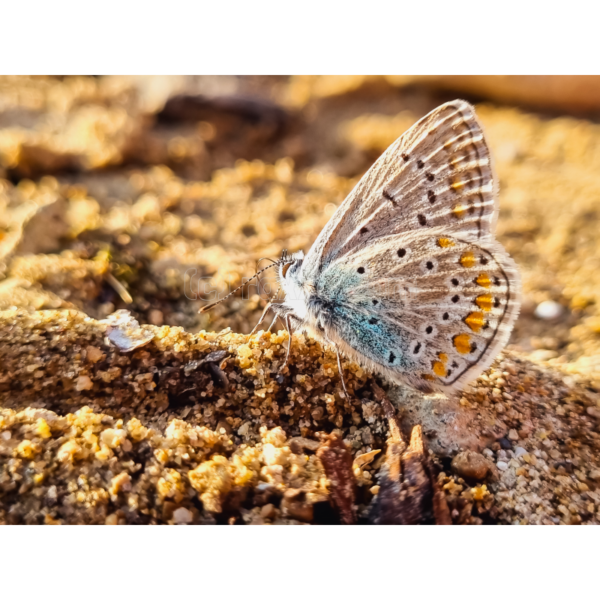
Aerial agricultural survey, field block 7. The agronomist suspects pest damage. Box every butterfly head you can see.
[278,249,304,283]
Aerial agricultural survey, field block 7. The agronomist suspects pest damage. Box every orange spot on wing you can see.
[465,311,485,333]
[452,205,466,219]
[421,374,435,381]
[437,237,455,248]
[432,361,447,377]
[475,294,494,312]
[438,352,448,363]
[476,273,492,288]
[453,333,472,354]
[460,251,476,268]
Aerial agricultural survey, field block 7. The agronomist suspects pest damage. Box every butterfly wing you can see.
[301,100,498,282]
[313,229,520,394]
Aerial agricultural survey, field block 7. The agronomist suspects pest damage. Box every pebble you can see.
[534,300,563,320]
[586,407,600,419]
[148,309,164,326]
[451,451,491,480]
[501,468,517,488]
[515,447,528,458]
[260,503,276,520]
[237,422,250,437]
[508,429,519,441]
[281,489,313,522]
[497,461,509,471]
[75,375,93,391]
[172,507,193,524]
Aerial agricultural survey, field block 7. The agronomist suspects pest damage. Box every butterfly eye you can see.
[282,262,292,278]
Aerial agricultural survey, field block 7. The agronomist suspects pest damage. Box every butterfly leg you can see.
[335,347,350,398]
[267,313,279,332]
[250,301,273,335]
[281,313,294,371]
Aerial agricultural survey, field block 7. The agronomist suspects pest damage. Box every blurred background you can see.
[2,75,600,382]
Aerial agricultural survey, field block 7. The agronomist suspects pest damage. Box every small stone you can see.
[497,461,509,471]
[148,309,164,326]
[501,468,517,488]
[530,349,558,361]
[237,422,250,437]
[499,438,512,449]
[173,507,193,524]
[75,375,93,391]
[1,430,11,441]
[100,428,127,449]
[110,472,132,496]
[288,436,320,453]
[361,427,374,445]
[515,447,528,458]
[507,429,519,442]
[586,407,600,419]
[86,346,105,363]
[311,406,324,420]
[46,485,57,505]
[534,300,563,320]
[260,503,276,520]
[281,489,313,522]
[451,451,491,480]
[36,419,52,439]
[105,513,119,525]
[104,310,154,352]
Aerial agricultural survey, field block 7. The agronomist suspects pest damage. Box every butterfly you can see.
[203,100,521,396]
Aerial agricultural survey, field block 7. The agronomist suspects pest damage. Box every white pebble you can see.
[497,461,509,471]
[534,300,563,320]
[173,507,193,524]
[515,447,528,458]
[482,448,494,458]
[1,431,11,441]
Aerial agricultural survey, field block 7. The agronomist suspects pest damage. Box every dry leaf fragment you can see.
[317,433,356,525]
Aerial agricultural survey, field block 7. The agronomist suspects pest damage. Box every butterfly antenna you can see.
[255,257,278,299]
[198,261,280,314]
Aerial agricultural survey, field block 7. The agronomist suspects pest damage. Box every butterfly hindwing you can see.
[314,229,520,393]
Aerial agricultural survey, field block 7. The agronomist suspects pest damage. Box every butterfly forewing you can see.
[302,100,498,281]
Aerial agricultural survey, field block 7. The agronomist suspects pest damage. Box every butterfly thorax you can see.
[279,258,365,340]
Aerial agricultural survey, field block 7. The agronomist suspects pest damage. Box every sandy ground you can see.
[1,76,600,524]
